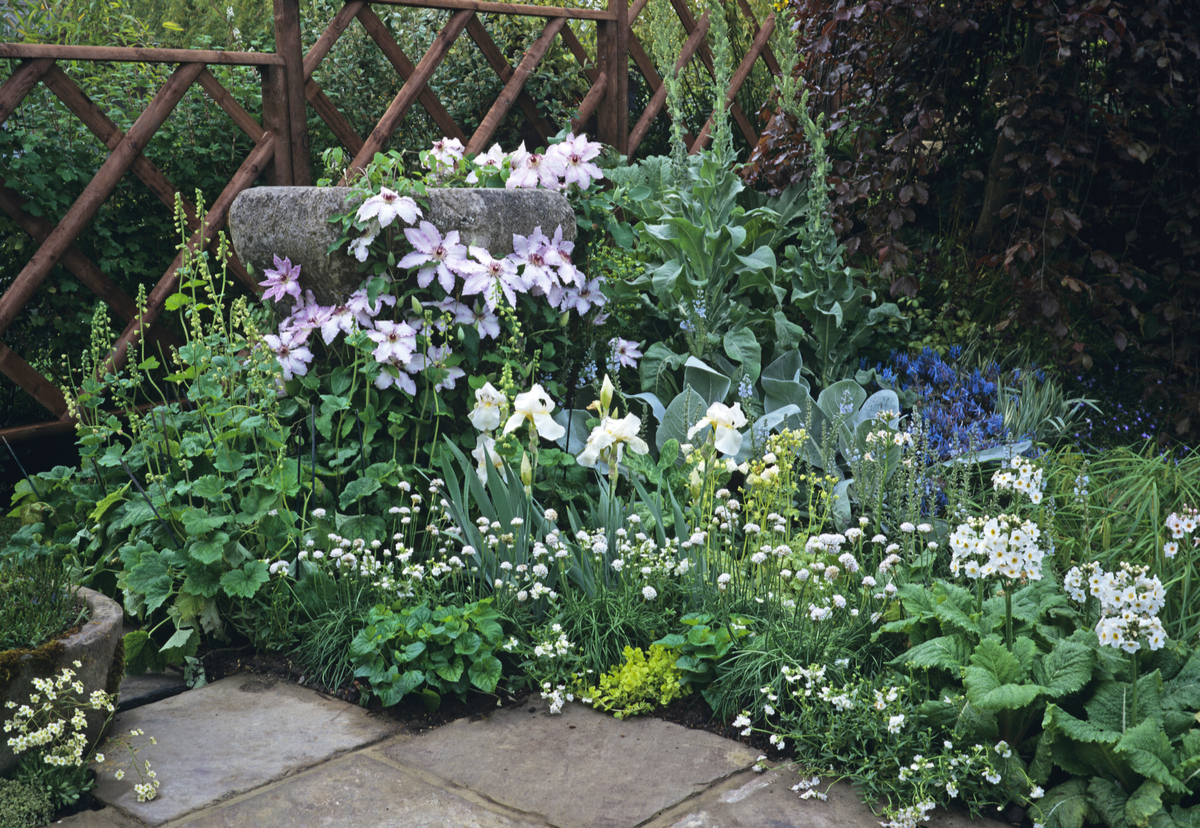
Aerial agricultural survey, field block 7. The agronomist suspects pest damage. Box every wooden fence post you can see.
[273,0,311,185]
[261,65,293,184]
[598,0,628,153]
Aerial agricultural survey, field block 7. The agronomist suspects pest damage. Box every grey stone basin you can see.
[1,586,124,775]
[228,186,576,307]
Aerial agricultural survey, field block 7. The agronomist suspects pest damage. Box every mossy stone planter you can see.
[228,186,575,308]
[0,587,125,775]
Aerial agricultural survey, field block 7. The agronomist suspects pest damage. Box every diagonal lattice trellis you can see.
[0,0,779,440]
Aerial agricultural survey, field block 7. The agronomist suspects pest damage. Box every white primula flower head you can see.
[577,413,649,467]
[469,382,507,432]
[503,384,566,442]
[687,401,748,456]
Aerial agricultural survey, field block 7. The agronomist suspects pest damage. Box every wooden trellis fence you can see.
[0,0,779,441]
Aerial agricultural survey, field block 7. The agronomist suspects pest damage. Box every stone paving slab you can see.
[55,810,143,828]
[118,672,188,712]
[174,752,551,828]
[92,675,398,826]
[646,767,1013,828]
[382,699,759,828]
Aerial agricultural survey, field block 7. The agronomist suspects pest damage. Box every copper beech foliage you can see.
[743,0,1199,438]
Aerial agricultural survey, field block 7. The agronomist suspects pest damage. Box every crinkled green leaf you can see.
[1090,777,1132,828]
[1035,639,1097,699]
[1126,780,1165,828]
[126,552,173,613]
[1117,718,1189,794]
[188,531,230,565]
[1030,778,1089,828]
[339,476,382,509]
[181,508,228,535]
[892,635,971,672]
[220,559,269,599]
[468,653,503,692]
[1046,703,1121,745]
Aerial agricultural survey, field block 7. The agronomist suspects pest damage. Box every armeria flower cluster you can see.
[948,513,1045,583]
[1164,506,1199,559]
[1064,561,1168,652]
[260,134,610,392]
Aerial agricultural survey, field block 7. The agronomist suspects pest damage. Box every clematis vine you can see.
[400,221,469,294]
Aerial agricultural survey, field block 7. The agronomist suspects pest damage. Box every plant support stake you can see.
[3,436,41,499]
[119,458,182,548]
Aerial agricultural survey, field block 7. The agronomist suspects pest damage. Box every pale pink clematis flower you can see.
[263,330,313,380]
[260,255,302,304]
[550,134,604,190]
[355,187,421,228]
[367,319,418,365]
[348,288,396,326]
[319,302,357,345]
[399,221,469,294]
[462,247,522,310]
[507,143,565,189]
[509,227,557,294]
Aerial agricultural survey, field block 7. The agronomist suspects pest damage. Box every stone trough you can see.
[228,186,576,306]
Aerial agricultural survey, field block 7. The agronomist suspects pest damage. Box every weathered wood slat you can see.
[558,25,599,84]
[610,0,629,154]
[0,44,283,65]
[0,184,182,354]
[261,65,293,184]
[666,0,757,148]
[357,6,466,144]
[691,12,774,153]
[463,16,556,147]
[41,65,256,289]
[273,0,311,185]
[102,134,275,379]
[735,0,780,76]
[306,77,365,155]
[627,30,662,95]
[0,342,68,419]
[0,58,53,128]
[627,11,709,157]
[344,8,474,178]
[303,0,368,78]
[371,0,615,22]
[41,65,200,229]
[571,70,606,134]
[196,68,266,142]
[0,62,204,340]
[467,17,566,155]
[629,0,649,24]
